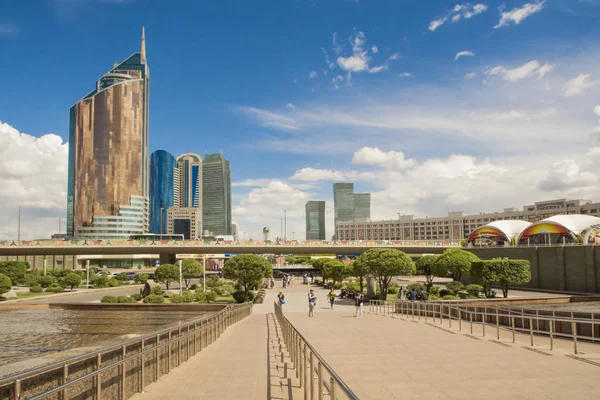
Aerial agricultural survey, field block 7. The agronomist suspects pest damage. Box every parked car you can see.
[126,272,136,280]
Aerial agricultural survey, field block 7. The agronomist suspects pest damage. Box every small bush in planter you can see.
[117,296,135,303]
[442,295,459,300]
[429,286,440,295]
[205,291,217,303]
[29,285,43,293]
[387,283,400,294]
[446,281,464,294]
[466,284,483,297]
[151,286,163,296]
[232,291,246,303]
[439,289,452,297]
[130,293,141,301]
[170,294,184,304]
[143,294,164,304]
[101,295,118,303]
[47,284,64,293]
[182,290,195,303]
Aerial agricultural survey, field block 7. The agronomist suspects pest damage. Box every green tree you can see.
[356,248,416,300]
[181,258,202,289]
[415,255,444,288]
[37,275,56,290]
[0,261,29,284]
[322,259,351,287]
[64,272,82,291]
[434,248,480,282]
[0,273,12,296]
[470,260,531,298]
[133,273,149,284]
[223,255,272,302]
[352,259,369,293]
[153,264,180,290]
[310,258,330,274]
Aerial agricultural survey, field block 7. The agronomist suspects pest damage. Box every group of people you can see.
[269,275,294,289]
[398,286,429,301]
[302,272,314,285]
[278,288,364,317]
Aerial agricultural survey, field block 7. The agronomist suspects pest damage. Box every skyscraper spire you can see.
[141,27,146,61]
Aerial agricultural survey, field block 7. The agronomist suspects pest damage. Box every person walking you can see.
[327,289,336,309]
[409,288,417,302]
[308,289,317,317]
[400,286,407,301]
[277,291,285,306]
[270,277,275,289]
[420,289,429,301]
[303,273,307,285]
[309,273,314,284]
[354,293,363,317]
[282,276,287,289]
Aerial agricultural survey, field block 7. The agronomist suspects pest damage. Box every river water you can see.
[0,309,203,372]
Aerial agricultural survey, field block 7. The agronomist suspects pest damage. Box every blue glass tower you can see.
[149,150,177,235]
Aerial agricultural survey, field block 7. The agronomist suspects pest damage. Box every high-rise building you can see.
[167,208,202,240]
[67,29,150,239]
[176,153,202,208]
[333,183,370,239]
[305,201,326,240]
[353,193,371,221]
[149,150,177,235]
[202,153,231,236]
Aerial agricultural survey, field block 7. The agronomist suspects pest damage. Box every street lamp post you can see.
[292,231,295,240]
[178,260,183,296]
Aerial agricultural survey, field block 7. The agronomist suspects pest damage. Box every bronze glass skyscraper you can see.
[67,29,150,238]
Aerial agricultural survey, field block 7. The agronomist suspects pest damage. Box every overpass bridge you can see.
[0,238,458,264]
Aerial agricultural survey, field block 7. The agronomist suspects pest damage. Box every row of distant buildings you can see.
[66,30,232,240]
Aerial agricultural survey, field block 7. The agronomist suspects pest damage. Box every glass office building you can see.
[202,153,231,236]
[67,29,150,238]
[305,201,326,240]
[176,153,202,209]
[333,182,371,239]
[353,193,371,221]
[149,150,177,235]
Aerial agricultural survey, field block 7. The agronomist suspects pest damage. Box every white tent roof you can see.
[485,220,532,239]
[535,215,600,234]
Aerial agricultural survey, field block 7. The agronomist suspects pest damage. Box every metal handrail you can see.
[368,299,599,354]
[274,302,358,400]
[0,302,253,400]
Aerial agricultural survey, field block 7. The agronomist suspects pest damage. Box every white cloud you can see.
[465,72,476,80]
[0,22,18,35]
[332,75,345,89]
[236,106,300,131]
[388,53,400,61]
[455,50,475,61]
[399,72,412,77]
[352,147,416,170]
[0,121,68,240]
[337,55,369,72]
[563,73,594,97]
[371,45,379,54]
[309,70,318,79]
[289,167,374,182]
[429,3,488,31]
[495,1,546,29]
[322,48,335,69]
[232,178,276,188]
[368,65,387,74]
[486,60,554,82]
[594,105,600,117]
[538,160,597,191]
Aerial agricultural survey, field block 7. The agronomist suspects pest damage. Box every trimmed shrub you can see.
[37,275,56,289]
[446,281,464,294]
[47,284,64,293]
[130,293,141,301]
[151,286,163,296]
[205,291,217,303]
[345,281,361,293]
[169,294,184,304]
[118,296,135,303]
[442,295,459,300]
[457,291,470,299]
[101,295,118,303]
[0,261,28,284]
[428,286,440,295]
[232,291,246,303]
[387,282,400,294]
[29,285,43,293]
[407,283,427,293]
[115,273,129,282]
[439,289,452,297]
[0,273,12,296]
[195,290,207,303]
[212,286,225,296]
[466,284,484,296]
[92,275,109,288]
[107,278,121,287]
[143,294,164,304]
[65,272,82,291]
[333,282,343,290]
[182,290,195,303]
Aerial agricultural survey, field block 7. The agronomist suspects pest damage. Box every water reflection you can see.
[0,309,201,368]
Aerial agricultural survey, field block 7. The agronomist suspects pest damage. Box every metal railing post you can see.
[309,352,314,400]
[496,309,500,340]
[529,318,534,346]
[470,309,473,334]
[572,320,578,354]
[62,364,69,400]
[121,346,126,400]
[317,362,323,400]
[13,379,20,400]
[96,353,102,399]
[511,317,516,343]
[304,345,309,400]
[330,376,336,399]
[139,341,144,392]
[549,318,554,350]
[482,308,486,338]
[167,331,171,373]
[155,334,160,381]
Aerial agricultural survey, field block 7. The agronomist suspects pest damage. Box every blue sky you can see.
[1,0,600,240]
